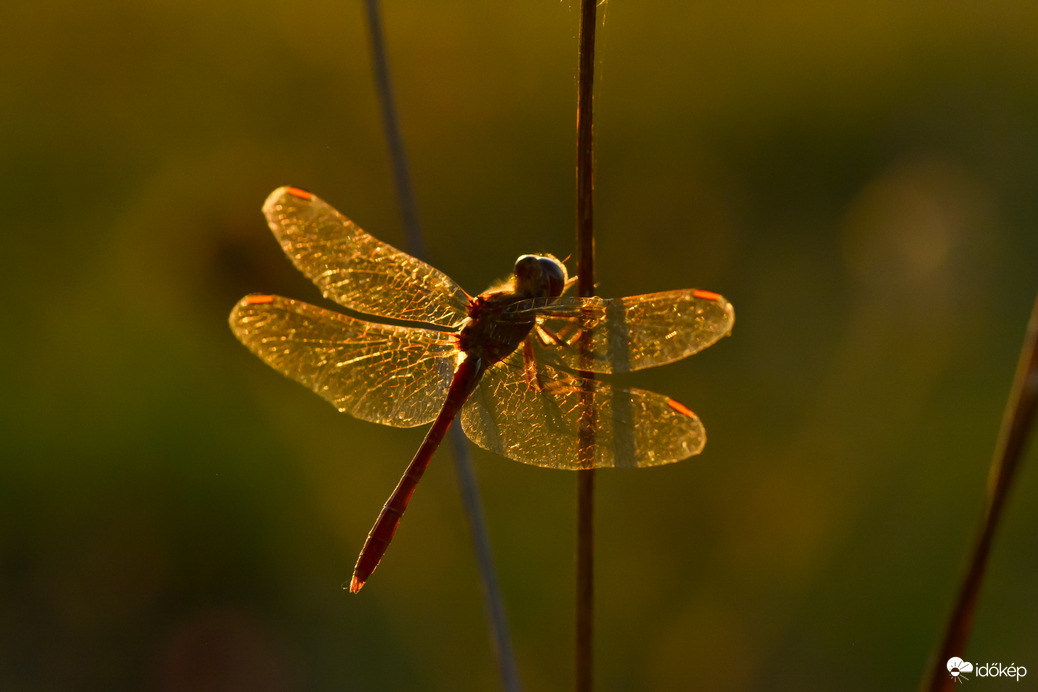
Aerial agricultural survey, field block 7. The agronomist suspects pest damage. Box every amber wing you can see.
[263,187,471,328]
[519,289,734,374]
[230,295,459,427]
[460,351,706,469]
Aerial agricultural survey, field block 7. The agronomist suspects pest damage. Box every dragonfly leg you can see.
[534,322,585,350]
[521,337,549,392]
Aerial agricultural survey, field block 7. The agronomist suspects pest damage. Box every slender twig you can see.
[362,3,520,690]
[575,0,598,690]
[363,0,425,259]
[923,292,1038,692]
[449,430,521,692]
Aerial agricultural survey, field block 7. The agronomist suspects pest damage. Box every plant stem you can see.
[575,0,597,690]
[923,292,1038,692]
[363,0,425,260]
[363,3,520,690]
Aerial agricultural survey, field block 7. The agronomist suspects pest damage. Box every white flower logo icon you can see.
[947,657,974,683]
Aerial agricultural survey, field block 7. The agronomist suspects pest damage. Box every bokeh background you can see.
[4,1,1037,690]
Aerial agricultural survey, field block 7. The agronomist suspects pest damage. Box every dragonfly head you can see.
[513,254,568,299]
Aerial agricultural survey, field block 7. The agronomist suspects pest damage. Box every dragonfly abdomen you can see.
[349,354,486,592]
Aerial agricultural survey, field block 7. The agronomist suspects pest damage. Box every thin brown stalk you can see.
[363,3,520,690]
[575,0,598,690]
[363,0,424,259]
[923,292,1038,692]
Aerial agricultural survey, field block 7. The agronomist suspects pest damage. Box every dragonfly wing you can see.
[263,187,471,328]
[460,351,705,469]
[519,289,734,373]
[230,294,459,427]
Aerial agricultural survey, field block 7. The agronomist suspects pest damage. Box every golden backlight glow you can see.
[230,187,735,590]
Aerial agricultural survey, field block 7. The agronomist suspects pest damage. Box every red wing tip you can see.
[666,398,697,418]
[244,294,276,305]
[348,575,365,593]
[285,186,313,200]
[692,289,722,302]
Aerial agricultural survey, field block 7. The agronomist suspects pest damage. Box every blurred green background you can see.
[4,1,1037,690]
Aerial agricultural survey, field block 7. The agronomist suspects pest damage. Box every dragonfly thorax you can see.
[512,254,567,299]
[456,254,566,366]
[457,291,537,367]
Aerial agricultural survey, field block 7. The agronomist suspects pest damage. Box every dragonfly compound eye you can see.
[537,256,567,298]
[513,254,568,299]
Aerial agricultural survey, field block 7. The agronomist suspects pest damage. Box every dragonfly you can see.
[230,186,734,593]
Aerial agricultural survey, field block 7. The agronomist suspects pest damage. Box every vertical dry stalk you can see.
[923,292,1038,692]
[575,0,598,690]
[362,2,520,690]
